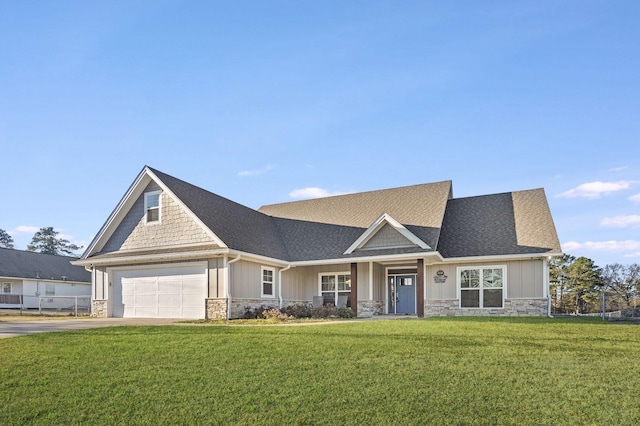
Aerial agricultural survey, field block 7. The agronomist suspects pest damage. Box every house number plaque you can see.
[433,270,448,283]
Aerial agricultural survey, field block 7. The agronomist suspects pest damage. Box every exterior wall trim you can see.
[292,253,439,267]
[73,250,228,267]
[439,252,563,264]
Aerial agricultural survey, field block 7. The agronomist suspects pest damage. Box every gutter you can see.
[71,249,229,267]
[278,265,293,309]
[226,255,242,319]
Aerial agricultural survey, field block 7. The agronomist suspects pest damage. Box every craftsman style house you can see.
[74,166,562,319]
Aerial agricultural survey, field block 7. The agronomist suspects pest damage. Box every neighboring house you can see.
[74,166,562,319]
[0,248,91,309]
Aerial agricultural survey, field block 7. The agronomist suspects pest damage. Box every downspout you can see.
[545,257,553,318]
[226,255,242,319]
[278,265,292,309]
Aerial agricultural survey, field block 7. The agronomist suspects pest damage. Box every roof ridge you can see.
[260,180,453,209]
[147,167,263,213]
[450,187,545,202]
[149,167,290,259]
[0,246,79,259]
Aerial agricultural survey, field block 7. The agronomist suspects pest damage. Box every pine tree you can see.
[0,228,15,249]
[27,227,83,256]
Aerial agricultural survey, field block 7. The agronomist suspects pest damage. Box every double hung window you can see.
[261,267,275,297]
[320,273,351,307]
[459,266,505,308]
[144,191,161,223]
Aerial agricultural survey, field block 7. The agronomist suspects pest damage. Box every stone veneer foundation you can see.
[230,298,279,319]
[91,300,108,318]
[425,298,549,317]
[357,300,385,317]
[206,298,228,320]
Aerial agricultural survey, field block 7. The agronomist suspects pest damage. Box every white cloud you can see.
[14,225,40,234]
[289,187,348,199]
[601,215,640,228]
[624,252,640,258]
[237,164,275,177]
[609,166,628,172]
[562,240,640,252]
[558,181,635,199]
[629,193,640,204]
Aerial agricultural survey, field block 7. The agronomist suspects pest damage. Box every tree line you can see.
[549,254,640,315]
[0,227,83,256]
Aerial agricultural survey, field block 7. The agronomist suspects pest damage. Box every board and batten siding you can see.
[94,266,108,300]
[101,182,216,253]
[281,264,349,301]
[507,259,544,298]
[361,224,415,249]
[208,257,224,298]
[356,263,370,299]
[230,260,280,299]
[426,259,545,300]
[372,262,386,301]
[279,262,387,302]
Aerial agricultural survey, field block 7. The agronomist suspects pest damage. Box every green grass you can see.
[1,317,639,425]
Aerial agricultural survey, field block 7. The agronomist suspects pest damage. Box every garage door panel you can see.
[158,307,182,318]
[181,294,203,305]
[135,294,158,306]
[113,264,207,319]
[134,306,158,318]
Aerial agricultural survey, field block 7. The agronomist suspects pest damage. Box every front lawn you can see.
[1,318,639,425]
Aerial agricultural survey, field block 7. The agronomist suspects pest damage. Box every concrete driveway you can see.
[0,318,179,339]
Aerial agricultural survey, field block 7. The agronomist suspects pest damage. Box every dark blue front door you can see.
[388,275,416,314]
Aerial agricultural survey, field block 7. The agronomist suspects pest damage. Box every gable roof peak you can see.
[344,212,430,254]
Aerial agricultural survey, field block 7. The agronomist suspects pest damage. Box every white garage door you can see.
[112,263,207,319]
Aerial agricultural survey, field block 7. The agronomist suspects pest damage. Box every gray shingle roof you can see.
[88,167,560,263]
[436,189,561,258]
[259,181,452,250]
[148,168,289,260]
[0,248,91,282]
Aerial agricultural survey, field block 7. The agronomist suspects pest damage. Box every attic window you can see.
[144,191,161,223]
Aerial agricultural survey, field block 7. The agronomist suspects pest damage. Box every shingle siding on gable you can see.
[101,182,215,253]
[360,223,416,250]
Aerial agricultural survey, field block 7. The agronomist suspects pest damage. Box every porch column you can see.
[350,263,358,316]
[417,258,424,318]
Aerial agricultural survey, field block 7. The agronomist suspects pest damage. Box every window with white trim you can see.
[458,266,505,308]
[46,284,55,296]
[144,190,161,223]
[261,266,275,298]
[2,283,11,294]
[319,273,351,307]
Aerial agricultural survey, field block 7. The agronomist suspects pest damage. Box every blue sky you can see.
[1,0,638,266]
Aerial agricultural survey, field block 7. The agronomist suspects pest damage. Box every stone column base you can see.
[91,300,107,318]
[357,300,385,317]
[206,298,228,320]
